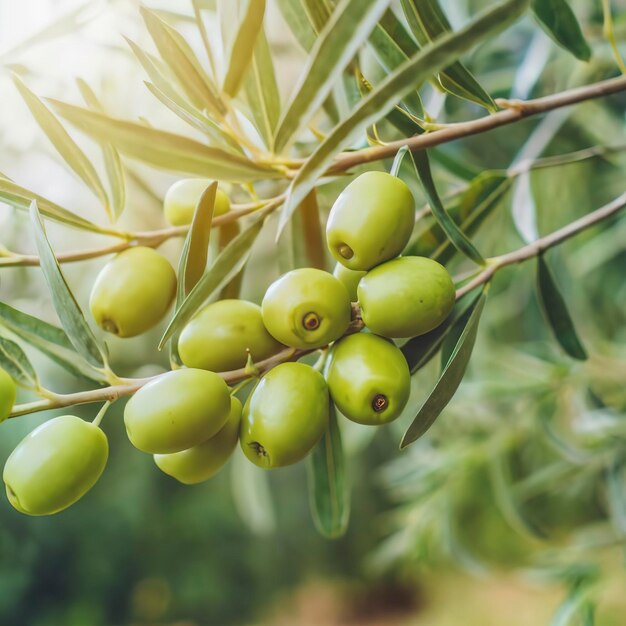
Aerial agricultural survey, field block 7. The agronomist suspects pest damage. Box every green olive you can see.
[332,264,366,302]
[164,179,230,226]
[90,247,177,338]
[326,333,410,425]
[154,397,241,484]
[3,415,108,516]
[358,256,455,338]
[124,368,231,454]
[240,362,329,468]
[261,268,351,349]
[178,299,283,372]
[326,172,415,271]
[0,368,16,423]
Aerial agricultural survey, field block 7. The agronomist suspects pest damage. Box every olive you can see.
[332,264,366,302]
[261,268,351,349]
[326,171,415,271]
[358,256,455,338]
[240,362,329,468]
[326,333,410,425]
[3,415,108,516]
[178,300,283,372]
[154,397,242,484]
[124,368,231,454]
[164,179,230,226]
[0,368,16,423]
[90,246,177,337]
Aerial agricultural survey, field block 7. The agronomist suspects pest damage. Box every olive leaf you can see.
[275,0,317,52]
[160,211,267,349]
[13,75,113,221]
[307,404,350,538]
[536,255,587,360]
[401,288,487,448]
[280,0,530,236]
[76,79,126,221]
[29,201,106,369]
[273,0,392,153]
[531,0,591,62]
[0,336,38,388]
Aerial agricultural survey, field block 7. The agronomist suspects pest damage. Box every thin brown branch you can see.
[329,75,626,173]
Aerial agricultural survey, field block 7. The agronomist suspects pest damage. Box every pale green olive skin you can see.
[240,362,329,468]
[90,247,177,338]
[164,179,230,226]
[3,415,108,516]
[124,369,231,454]
[178,300,283,372]
[326,333,410,425]
[0,368,16,423]
[327,172,415,271]
[358,256,455,338]
[261,268,351,350]
[332,264,366,302]
[154,397,242,484]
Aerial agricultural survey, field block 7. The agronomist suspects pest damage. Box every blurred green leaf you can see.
[76,79,126,221]
[273,0,392,153]
[281,0,529,234]
[401,288,487,448]
[307,404,350,538]
[160,211,266,348]
[302,0,332,31]
[221,0,266,97]
[531,0,591,62]
[13,75,113,220]
[275,0,317,51]
[400,0,496,111]
[536,256,587,360]
[606,458,626,537]
[0,336,38,388]
[29,201,105,369]
[244,27,280,149]
[48,99,276,182]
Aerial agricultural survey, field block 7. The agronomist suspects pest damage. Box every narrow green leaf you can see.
[244,27,281,149]
[275,0,316,51]
[0,336,38,388]
[281,0,530,233]
[29,201,105,368]
[531,0,591,62]
[307,404,350,538]
[76,79,126,221]
[302,0,332,32]
[191,0,218,80]
[48,99,277,182]
[390,145,410,177]
[160,212,266,348]
[221,0,266,97]
[606,458,626,536]
[400,0,496,111]
[0,301,106,383]
[401,289,487,448]
[140,7,225,117]
[411,150,486,265]
[273,0,392,153]
[13,75,113,220]
[536,256,587,360]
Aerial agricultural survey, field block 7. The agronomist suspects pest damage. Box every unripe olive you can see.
[327,172,415,271]
[154,397,241,484]
[332,264,366,302]
[124,369,231,454]
[261,268,351,349]
[358,256,455,338]
[3,415,108,516]
[178,300,283,372]
[164,179,230,226]
[90,247,177,338]
[0,368,16,423]
[326,333,410,425]
[240,362,329,468]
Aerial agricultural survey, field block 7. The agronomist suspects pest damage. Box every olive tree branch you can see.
[9,193,626,419]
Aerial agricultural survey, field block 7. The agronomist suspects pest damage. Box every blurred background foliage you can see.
[1,0,626,624]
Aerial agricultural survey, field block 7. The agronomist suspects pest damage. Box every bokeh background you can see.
[1,1,626,624]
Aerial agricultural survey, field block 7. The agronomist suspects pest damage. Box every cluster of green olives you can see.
[2,172,457,516]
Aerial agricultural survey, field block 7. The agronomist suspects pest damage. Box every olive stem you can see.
[92,401,111,427]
